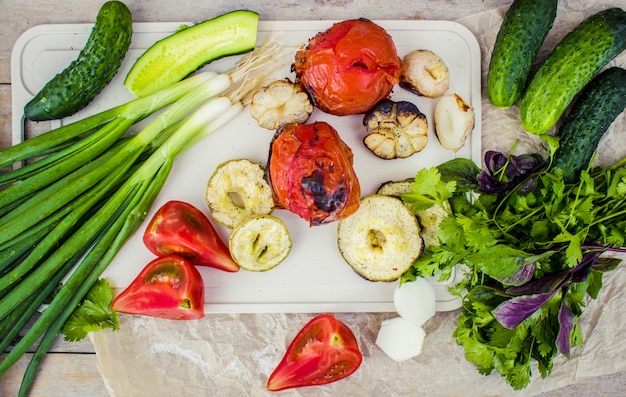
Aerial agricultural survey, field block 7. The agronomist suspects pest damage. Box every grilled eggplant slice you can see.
[337,194,423,281]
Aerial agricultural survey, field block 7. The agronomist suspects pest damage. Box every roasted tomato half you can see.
[143,200,239,272]
[293,18,402,116]
[267,314,363,391]
[267,122,360,226]
[111,255,205,320]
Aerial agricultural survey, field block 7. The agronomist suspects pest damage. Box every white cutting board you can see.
[12,19,481,313]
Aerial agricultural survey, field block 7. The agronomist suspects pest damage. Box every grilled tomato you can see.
[293,19,402,116]
[267,121,360,226]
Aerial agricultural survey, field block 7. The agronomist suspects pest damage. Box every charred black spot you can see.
[301,170,346,213]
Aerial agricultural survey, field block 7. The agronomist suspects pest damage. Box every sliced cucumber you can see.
[124,9,259,97]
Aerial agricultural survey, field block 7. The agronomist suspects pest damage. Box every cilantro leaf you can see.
[402,167,456,211]
[62,278,119,342]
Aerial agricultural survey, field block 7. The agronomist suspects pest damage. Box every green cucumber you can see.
[552,67,626,182]
[24,1,132,121]
[519,7,626,135]
[124,10,259,98]
[487,0,558,108]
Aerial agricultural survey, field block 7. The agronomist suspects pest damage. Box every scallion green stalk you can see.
[0,39,284,391]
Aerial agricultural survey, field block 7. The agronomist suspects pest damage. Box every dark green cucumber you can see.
[124,10,259,98]
[553,67,626,182]
[24,1,132,121]
[519,7,626,134]
[487,0,558,108]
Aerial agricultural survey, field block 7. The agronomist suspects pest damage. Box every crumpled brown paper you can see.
[91,4,626,396]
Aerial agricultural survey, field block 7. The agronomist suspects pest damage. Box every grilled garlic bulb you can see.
[362,99,428,159]
[249,79,313,130]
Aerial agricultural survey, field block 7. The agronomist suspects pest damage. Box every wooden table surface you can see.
[1,1,625,396]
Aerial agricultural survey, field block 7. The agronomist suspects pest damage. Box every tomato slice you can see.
[267,314,363,391]
[111,255,205,320]
[267,122,360,225]
[294,19,402,116]
[143,200,239,272]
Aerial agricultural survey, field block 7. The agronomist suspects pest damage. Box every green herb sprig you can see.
[401,152,626,390]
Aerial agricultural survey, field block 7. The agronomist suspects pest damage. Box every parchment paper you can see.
[90,4,626,396]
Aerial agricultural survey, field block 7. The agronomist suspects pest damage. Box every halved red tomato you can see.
[267,314,363,391]
[143,200,239,272]
[293,18,402,116]
[111,255,205,320]
[267,122,360,226]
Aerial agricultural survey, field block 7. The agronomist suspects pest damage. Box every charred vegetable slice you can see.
[337,194,423,282]
[249,79,313,130]
[400,49,450,98]
[229,214,292,271]
[363,99,428,159]
[206,159,274,228]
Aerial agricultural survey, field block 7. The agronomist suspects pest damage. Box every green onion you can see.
[0,38,283,394]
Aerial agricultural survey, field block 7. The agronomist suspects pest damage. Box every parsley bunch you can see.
[401,152,626,390]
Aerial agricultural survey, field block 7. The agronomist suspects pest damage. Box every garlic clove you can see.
[434,93,474,152]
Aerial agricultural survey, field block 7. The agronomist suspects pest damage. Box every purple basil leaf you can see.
[493,290,557,329]
[509,153,545,175]
[556,297,575,356]
[591,257,622,272]
[477,171,510,194]
[500,262,536,286]
[478,151,546,194]
[505,271,571,296]
[485,151,507,172]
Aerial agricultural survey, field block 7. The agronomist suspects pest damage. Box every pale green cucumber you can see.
[124,10,259,98]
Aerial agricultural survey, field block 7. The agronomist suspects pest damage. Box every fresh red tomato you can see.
[267,314,363,391]
[111,255,205,320]
[293,18,402,116]
[143,200,239,272]
[267,122,360,226]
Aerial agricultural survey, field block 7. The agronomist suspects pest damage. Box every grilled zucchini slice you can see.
[376,179,449,247]
[206,159,274,228]
[229,214,292,271]
[337,194,423,282]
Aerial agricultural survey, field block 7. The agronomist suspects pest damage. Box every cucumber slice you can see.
[124,9,259,97]
[229,214,292,272]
